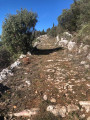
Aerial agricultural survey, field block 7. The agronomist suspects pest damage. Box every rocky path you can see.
[0,35,90,120]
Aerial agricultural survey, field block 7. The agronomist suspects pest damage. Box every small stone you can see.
[27,52,31,56]
[22,57,30,65]
[13,106,17,109]
[35,90,38,94]
[50,98,56,103]
[80,114,85,119]
[81,61,86,65]
[68,41,76,51]
[87,116,90,120]
[82,45,89,52]
[47,105,54,111]
[43,95,47,101]
[85,65,89,69]
[19,54,26,59]
[67,104,79,113]
[25,81,31,86]
[13,108,39,117]
[47,105,67,117]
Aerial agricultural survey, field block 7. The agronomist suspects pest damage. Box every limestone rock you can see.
[47,105,67,117]
[81,61,86,65]
[10,60,21,69]
[13,108,39,117]
[58,39,68,47]
[85,64,89,69]
[82,45,89,52]
[67,104,79,113]
[19,54,26,59]
[43,95,48,101]
[64,32,73,38]
[27,52,31,56]
[87,116,90,120]
[79,101,90,113]
[50,98,56,103]
[68,41,76,51]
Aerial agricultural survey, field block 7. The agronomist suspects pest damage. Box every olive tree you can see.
[1,9,38,54]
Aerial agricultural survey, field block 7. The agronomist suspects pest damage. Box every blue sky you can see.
[0,0,74,35]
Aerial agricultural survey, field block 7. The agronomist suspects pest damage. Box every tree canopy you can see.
[1,9,38,54]
[57,0,90,32]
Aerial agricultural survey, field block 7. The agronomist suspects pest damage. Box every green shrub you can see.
[77,23,90,44]
[0,48,11,71]
[1,9,38,54]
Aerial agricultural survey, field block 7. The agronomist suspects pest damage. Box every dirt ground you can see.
[0,36,90,120]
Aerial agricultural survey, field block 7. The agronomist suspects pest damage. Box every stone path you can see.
[0,35,90,120]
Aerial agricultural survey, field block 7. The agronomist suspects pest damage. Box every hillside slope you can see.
[0,34,90,120]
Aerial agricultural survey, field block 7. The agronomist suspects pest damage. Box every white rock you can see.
[47,105,67,117]
[87,116,90,120]
[50,98,56,103]
[33,42,39,47]
[56,105,66,117]
[68,41,76,51]
[43,95,48,101]
[79,101,90,113]
[0,68,13,81]
[19,54,26,59]
[80,114,85,119]
[82,45,89,52]
[27,52,31,56]
[67,104,79,113]
[81,61,86,65]
[64,32,73,38]
[56,35,60,42]
[79,101,90,106]
[85,65,89,69]
[59,39,68,47]
[13,108,39,117]
[47,105,54,111]
[10,60,21,69]
[25,81,31,86]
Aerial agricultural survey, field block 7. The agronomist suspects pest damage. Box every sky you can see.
[0,0,74,35]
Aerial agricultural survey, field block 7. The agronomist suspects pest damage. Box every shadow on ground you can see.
[0,83,10,97]
[31,47,64,55]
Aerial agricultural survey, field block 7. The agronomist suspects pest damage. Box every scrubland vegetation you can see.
[0,0,90,73]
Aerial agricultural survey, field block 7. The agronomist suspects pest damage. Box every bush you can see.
[0,48,11,71]
[77,23,90,44]
[57,0,90,32]
[47,26,57,37]
[1,9,38,54]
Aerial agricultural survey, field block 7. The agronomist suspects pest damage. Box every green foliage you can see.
[1,9,38,54]
[47,26,57,37]
[57,0,90,32]
[58,1,80,32]
[0,41,3,47]
[41,29,46,35]
[46,28,51,33]
[34,30,41,38]
[77,23,90,44]
[0,48,11,71]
